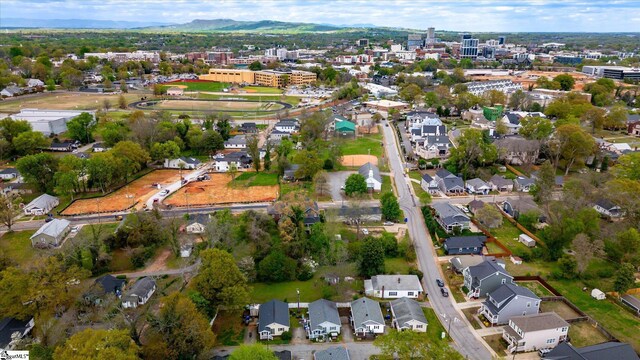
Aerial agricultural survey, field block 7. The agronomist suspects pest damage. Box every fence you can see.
[514,276,562,296]
[471,218,511,258]
[495,204,546,247]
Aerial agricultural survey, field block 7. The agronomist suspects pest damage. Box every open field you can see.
[162,81,230,92]
[0,92,142,113]
[568,321,610,348]
[540,300,582,320]
[144,99,287,112]
[241,86,283,94]
[341,154,378,167]
[164,173,278,207]
[0,230,46,267]
[62,170,181,215]
[232,172,279,186]
[340,133,384,158]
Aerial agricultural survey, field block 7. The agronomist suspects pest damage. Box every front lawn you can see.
[0,230,40,266]
[340,134,384,157]
[372,175,393,199]
[232,172,279,187]
[423,307,447,343]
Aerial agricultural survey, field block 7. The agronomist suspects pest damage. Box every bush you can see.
[281,331,292,341]
[323,159,334,170]
[380,232,399,258]
[296,263,314,281]
[398,238,416,262]
[408,267,423,280]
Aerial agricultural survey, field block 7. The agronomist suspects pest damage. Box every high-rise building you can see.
[425,27,436,45]
[460,34,479,59]
[499,36,506,45]
[357,38,369,47]
[407,34,424,51]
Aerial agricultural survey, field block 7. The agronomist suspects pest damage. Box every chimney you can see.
[382,285,385,299]
[398,277,401,284]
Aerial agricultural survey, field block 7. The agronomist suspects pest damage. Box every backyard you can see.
[231,172,279,187]
[568,321,610,348]
[0,230,42,266]
[489,220,533,256]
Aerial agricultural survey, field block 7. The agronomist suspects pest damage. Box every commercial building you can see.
[407,34,424,51]
[10,109,96,136]
[84,51,160,63]
[460,34,479,59]
[199,68,316,87]
[464,80,522,97]
[582,65,640,81]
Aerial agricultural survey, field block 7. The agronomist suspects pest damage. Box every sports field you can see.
[62,170,181,215]
[134,98,290,113]
[162,81,230,92]
[164,173,278,206]
[0,92,141,113]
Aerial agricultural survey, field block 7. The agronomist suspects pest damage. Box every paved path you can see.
[381,120,494,360]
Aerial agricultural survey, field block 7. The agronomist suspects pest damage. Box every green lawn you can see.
[0,230,39,266]
[489,220,532,255]
[568,321,610,348]
[516,281,554,297]
[109,249,135,272]
[423,307,448,343]
[385,257,413,274]
[372,175,393,199]
[162,81,230,92]
[340,134,384,157]
[232,172,279,187]
[242,86,283,94]
[197,92,300,106]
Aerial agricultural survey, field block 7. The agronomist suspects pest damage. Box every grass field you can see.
[489,220,532,255]
[0,230,42,266]
[162,81,230,92]
[233,172,279,186]
[0,92,142,113]
[385,257,413,274]
[423,307,448,343]
[197,92,300,106]
[340,134,384,158]
[517,281,554,297]
[149,99,286,112]
[242,86,283,94]
[568,321,610,348]
[372,176,393,200]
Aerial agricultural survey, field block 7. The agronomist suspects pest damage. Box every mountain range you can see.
[0,18,172,29]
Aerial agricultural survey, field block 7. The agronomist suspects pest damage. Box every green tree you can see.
[358,237,385,277]
[447,128,498,177]
[246,135,261,172]
[16,153,59,192]
[344,173,367,196]
[229,344,277,360]
[118,94,128,109]
[292,149,323,180]
[381,192,401,221]
[45,78,56,91]
[100,121,129,147]
[53,328,139,360]
[0,118,31,144]
[257,249,297,282]
[67,112,97,143]
[13,131,49,155]
[202,130,224,153]
[111,141,150,182]
[508,89,527,110]
[604,104,628,130]
[399,83,423,104]
[549,124,595,175]
[216,117,232,141]
[553,74,576,91]
[614,263,636,295]
[557,255,577,279]
[263,141,272,171]
[248,61,263,71]
[193,249,250,308]
[0,193,22,231]
[532,161,556,205]
[484,89,506,106]
[519,116,554,140]
[150,141,181,161]
[475,203,503,229]
[580,107,606,133]
[613,152,640,180]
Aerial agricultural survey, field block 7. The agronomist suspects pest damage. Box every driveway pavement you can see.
[326,171,355,202]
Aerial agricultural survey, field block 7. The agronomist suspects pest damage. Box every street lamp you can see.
[296,288,300,315]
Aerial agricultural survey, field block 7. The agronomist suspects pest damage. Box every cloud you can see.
[0,0,639,31]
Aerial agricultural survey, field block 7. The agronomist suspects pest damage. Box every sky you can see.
[1,0,640,32]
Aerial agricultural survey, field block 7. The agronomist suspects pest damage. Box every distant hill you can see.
[147,18,344,33]
[0,18,172,29]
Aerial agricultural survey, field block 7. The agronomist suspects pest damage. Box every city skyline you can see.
[1,0,640,32]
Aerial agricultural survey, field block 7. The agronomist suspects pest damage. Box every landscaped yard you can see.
[568,321,610,348]
[0,230,41,266]
[340,133,384,157]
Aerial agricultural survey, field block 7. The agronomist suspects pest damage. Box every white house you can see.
[24,194,59,216]
[502,312,569,353]
[92,142,108,152]
[364,275,423,299]
[185,214,210,234]
[214,152,252,172]
[390,297,428,332]
[593,199,622,218]
[465,178,491,195]
[164,157,201,170]
[350,297,385,337]
[358,162,382,192]
[274,119,299,133]
[591,288,606,300]
[121,277,156,309]
[224,135,247,149]
[30,218,71,248]
[308,299,341,340]
[420,174,440,195]
[258,300,290,340]
[27,79,45,87]
[0,168,19,180]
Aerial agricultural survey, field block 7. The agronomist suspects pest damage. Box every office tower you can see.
[460,34,479,59]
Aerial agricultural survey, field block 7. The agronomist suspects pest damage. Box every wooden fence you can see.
[471,218,511,258]
[495,204,546,247]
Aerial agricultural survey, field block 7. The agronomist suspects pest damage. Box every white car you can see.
[70,226,79,233]
[159,189,170,196]
[383,221,394,226]
[361,228,369,235]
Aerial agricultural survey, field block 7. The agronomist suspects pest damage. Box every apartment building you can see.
[200,68,316,87]
[460,34,479,59]
[84,51,160,63]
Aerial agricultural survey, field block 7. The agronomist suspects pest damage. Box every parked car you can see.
[361,228,369,235]
[45,217,54,223]
[440,288,449,297]
[436,279,445,287]
[70,226,79,233]
[159,189,170,196]
[383,221,394,226]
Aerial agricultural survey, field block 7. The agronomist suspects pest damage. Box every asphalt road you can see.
[381,120,494,360]
[213,342,379,360]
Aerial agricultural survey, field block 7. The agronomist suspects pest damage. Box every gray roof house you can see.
[450,255,500,274]
[494,137,540,165]
[434,169,465,194]
[30,218,71,248]
[0,168,19,180]
[390,297,428,332]
[593,199,622,218]
[465,178,491,195]
[621,294,640,316]
[489,175,514,192]
[185,214,211,234]
[258,299,290,340]
[23,193,59,216]
[308,299,341,340]
[431,203,470,233]
[443,236,487,255]
[0,317,35,350]
[350,297,385,336]
[314,346,350,360]
[543,341,639,360]
[164,157,201,170]
[420,174,440,194]
[467,199,485,214]
[121,277,157,309]
[513,176,535,192]
[503,312,569,353]
[463,259,514,298]
[479,283,540,325]
[95,274,126,296]
[503,198,544,221]
[364,275,423,299]
[358,162,382,192]
[224,135,247,149]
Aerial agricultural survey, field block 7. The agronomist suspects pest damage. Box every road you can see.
[381,120,494,360]
[212,342,379,360]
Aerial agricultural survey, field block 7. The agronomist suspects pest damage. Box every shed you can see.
[591,288,606,300]
[518,234,536,247]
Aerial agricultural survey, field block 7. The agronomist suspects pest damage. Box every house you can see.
[267,199,320,227]
[185,214,210,234]
[593,199,622,218]
[519,234,536,247]
[502,312,569,353]
[479,283,540,325]
[274,119,299,133]
[180,243,193,258]
[494,138,540,165]
[24,194,59,215]
[27,78,45,88]
[0,168,19,180]
[10,109,96,136]
[467,199,485,214]
[0,85,22,97]
[489,175,514,192]
[465,178,491,195]
[499,112,524,135]
[450,255,500,274]
[503,198,543,221]
[406,111,442,129]
[410,125,446,143]
[350,297,385,337]
[239,122,258,134]
[434,169,465,194]
[307,299,341,340]
[94,274,126,298]
[214,151,252,172]
[164,157,201,170]
[415,135,451,159]
[121,277,157,308]
[335,120,356,136]
[92,142,109,152]
[258,299,290,340]
[621,294,640,315]
[443,236,487,255]
[420,174,440,194]
[514,176,535,192]
[463,259,514,298]
[358,162,382,192]
[314,346,350,360]
[30,218,71,248]
[283,164,300,182]
[0,317,35,349]
[274,350,292,360]
[166,87,184,96]
[390,297,428,332]
[269,129,291,140]
[431,203,470,233]
[49,142,73,152]
[590,288,606,300]
[224,135,247,149]
[337,205,382,223]
[543,341,639,360]
[628,121,640,137]
[364,275,423,299]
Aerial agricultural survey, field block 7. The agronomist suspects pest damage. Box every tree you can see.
[0,193,22,231]
[16,153,59,192]
[229,344,277,360]
[202,130,224,154]
[149,293,215,359]
[67,112,97,143]
[45,78,56,91]
[519,116,554,140]
[102,98,111,111]
[614,263,636,295]
[193,248,250,308]
[553,74,575,91]
[604,104,628,130]
[313,171,330,197]
[246,135,261,172]
[53,328,139,360]
[216,117,232,141]
[263,141,272,171]
[358,237,385,277]
[150,141,180,161]
[550,125,595,175]
[532,161,555,205]
[292,149,323,180]
[399,83,423,104]
[475,203,503,229]
[508,89,527,110]
[381,192,401,222]
[205,210,233,248]
[111,141,150,182]
[572,233,604,274]
[484,89,506,106]
[447,128,498,177]
[257,249,297,282]
[118,94,128,109]
[613,152,640,180]
[0,118,31,144]
[495,121,508,136]
[374,329,464,360]
[344,173,367,196]
[13,131,49,155]
[248,61,263,71]
[580,107,606,133]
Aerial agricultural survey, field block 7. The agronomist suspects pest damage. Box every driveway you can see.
[326,171,355,202]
